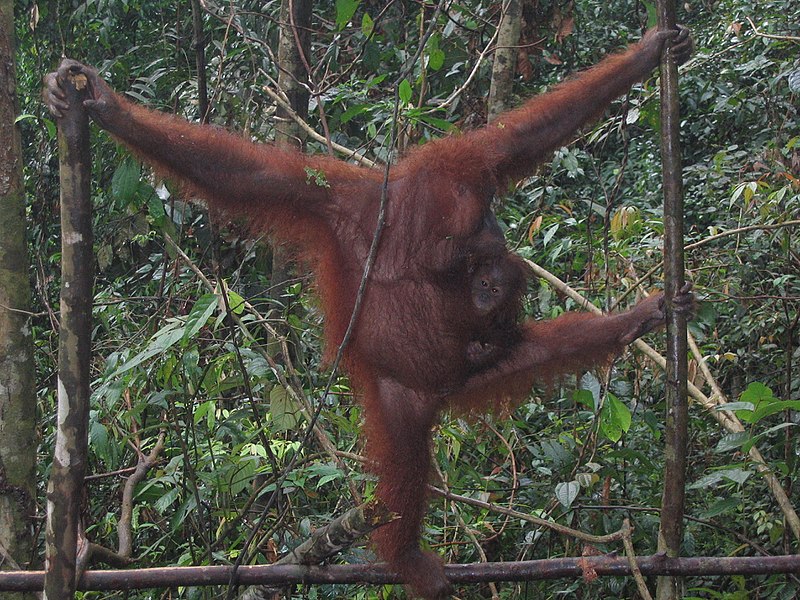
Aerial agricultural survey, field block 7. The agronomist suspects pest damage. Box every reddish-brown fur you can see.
[465,254,529,368]
[45,26,692,599]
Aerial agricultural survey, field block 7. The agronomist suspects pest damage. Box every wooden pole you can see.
[654,3,689,600]
[7,554,800,592]
[44,62,93,600]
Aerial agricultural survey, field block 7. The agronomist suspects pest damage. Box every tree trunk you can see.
[0,4,38,599]
[488,0,522,121]
[44,61,93,600]
[268,0,312,352]
[190,0,210,123]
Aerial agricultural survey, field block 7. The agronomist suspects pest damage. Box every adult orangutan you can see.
[44,24,693,599]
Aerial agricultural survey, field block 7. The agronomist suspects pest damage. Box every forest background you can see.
[2,0,799,598]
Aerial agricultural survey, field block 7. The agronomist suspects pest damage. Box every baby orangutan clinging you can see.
[466,254,530,369]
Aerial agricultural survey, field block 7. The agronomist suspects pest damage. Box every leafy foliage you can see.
[13,0,800,597]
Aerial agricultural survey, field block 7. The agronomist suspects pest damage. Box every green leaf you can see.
[341,103,369,123]
[270,386,301,433]
[111,158,141,204]
[147,390,170,408]
[715,401,755,413]
[606,448,656,471]
[643,411,661,440]
[689,471,726,489]
[18,114,57,139]
[361,12,374,37]
[740,381,774,405]
[194,399,212,425]
[399,79,413,105]
[625,107,640,125]
[244,443,269,459]
[89,419,109,459]
[721,468,752,485]
[227,289,246,315]
[714,431,750,453]
[733,382,790,424]
[573,388,594,410]
[183,294,219,341]
[110,321,185,376]
[690,467,755,490]
[335,0,360,30]
[575,472,599,489]
[599,394,631,443]
[580,372,601,406]
[367,74,388,88]
[542,223,559,246]
[428,48,445,71]
[742,422,796,454]
[789,70,800,93]
[154,487,180,514]
[418,114,456,132]
[642,1,656,27]
[700,497,740,519]
[425,35,444,71]
[205,401,217,430]
[312,464,343,489]
[538,439,572,469]
[229,457,257,495]
[147,192,167,224]
[318,473,342,488]
[555,481,579,508]
[751,400,800,424]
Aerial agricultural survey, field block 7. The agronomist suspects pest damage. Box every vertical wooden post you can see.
[44,63,93,600]
[654,5,689,600]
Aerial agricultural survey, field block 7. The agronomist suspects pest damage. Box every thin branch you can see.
[259,84,377,167]
[684,219,800,251]
[118,432,166,558]
[431,486,629,546]
[746,17,800,42]
[621,519,653,600]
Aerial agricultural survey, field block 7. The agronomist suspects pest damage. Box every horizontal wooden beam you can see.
[3,554,800,592]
